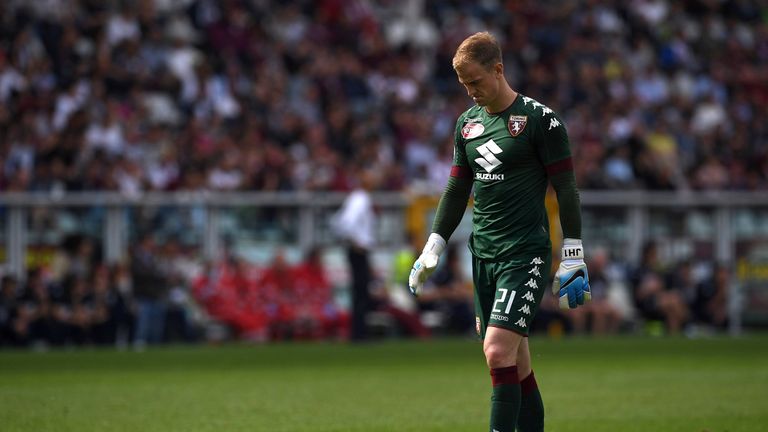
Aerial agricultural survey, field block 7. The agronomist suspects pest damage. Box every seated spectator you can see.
[192,257,267,341]
[567,247,624,335]
[55,275,94,345]
[110,262,136,347]
[0,275,21,346]
[18,269,67,346]
[131,235,168,348]
[258,249,298,341]
[630,243,689,334]
[370,279,431,340]
[691,264,730,329]
[91,264,118,345]
[417,244,474,335]
[292,247,349,340]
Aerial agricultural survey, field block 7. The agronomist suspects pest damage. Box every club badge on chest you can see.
[508,115,527,137]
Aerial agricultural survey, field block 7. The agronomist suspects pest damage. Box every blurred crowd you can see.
[406,240,730,338]
[0,233,730,349]
[0,234,353,348]
[0,0,766,194]
[0,0,759,348]
[192,246,349,342]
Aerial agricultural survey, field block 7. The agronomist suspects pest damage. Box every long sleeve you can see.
[549,170,582,239]
[431,175,473,241]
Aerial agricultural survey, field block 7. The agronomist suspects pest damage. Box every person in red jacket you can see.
[293,247,349,340]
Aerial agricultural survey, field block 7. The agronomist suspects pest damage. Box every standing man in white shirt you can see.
[333,169,378,342]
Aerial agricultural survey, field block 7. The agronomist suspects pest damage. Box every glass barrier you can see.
[582,207,629,261]
[648,207,715,263]
[733,208,768,325]
[26,206,105,272]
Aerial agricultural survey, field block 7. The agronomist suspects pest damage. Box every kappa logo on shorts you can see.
[528,266,541,277]
[524,278,538,290]
[530,257,544,265]
[476,316,481,336]
[519,305,531,315]
[515,318,527,328]
[522,291,535,302]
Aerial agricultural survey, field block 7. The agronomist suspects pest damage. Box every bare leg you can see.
[484,326,524,432]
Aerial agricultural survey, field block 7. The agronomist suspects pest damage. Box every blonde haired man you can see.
[409,32,590,432]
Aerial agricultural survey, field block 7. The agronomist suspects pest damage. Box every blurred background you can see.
[0,0,767,350]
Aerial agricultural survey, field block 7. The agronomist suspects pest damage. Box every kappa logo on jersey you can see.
[523,96,555,116]
[461,122,485,139]
[515,318,527,328]
[476,316,481,336]
[522,291,535,302]
[474,139,503,173]
[508,115,527,137]
[518,304,531,315]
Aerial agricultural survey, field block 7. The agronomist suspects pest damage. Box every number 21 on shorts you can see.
[492,288,516,314]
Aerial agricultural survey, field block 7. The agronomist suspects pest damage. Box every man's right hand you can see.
[408,233,446,296]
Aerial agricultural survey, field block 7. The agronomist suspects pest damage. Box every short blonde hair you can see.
[452,32,502,70]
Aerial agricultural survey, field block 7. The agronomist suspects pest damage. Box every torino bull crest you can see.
[508,115,527,137]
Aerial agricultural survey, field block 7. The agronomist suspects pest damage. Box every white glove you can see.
[408,233,446,296]
[552,238,591,309]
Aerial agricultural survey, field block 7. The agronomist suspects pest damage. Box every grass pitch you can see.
[1,335,767,432]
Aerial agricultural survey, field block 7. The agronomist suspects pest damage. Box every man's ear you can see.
[494,62,504,78]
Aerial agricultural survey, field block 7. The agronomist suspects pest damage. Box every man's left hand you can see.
[552,239,591,309]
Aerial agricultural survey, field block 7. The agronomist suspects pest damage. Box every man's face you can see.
[455,61,501,106]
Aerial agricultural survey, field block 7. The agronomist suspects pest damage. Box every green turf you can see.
[1,335,767,432]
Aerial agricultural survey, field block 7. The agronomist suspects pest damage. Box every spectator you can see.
[567,248,624,335]
[192,247,268,341]
[19,269,66,346]
[630,243,689,334]
[130,235,168,348]
[692,264,730,329]
[0,275,21,346]
[91,265,120,345]
[417,244,474,335]
[292,247,349,340]
[332,168,378,342]
[258,249,297,341]
[0,1,763,194]
[110,262,136,348]
[55,275,94,346]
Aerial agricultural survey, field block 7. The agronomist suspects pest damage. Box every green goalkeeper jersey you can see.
[452,94,573,261]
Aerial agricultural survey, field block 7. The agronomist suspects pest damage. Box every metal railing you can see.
[2,190,766,272]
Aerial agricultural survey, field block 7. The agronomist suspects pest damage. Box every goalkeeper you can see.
[409,32,589,432]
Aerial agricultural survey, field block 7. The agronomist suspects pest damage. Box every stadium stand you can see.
[0,1,765,347]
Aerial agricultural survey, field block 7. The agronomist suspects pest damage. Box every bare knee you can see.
[484,341,518,369]
[483,327,524,369]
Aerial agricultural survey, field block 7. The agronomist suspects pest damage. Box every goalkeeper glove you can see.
[408,233,446,296]
[552,238,591,309]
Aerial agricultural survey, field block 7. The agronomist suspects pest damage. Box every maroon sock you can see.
[520,370,538,395]
[490,366,520,432]
[518,370,544,432]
